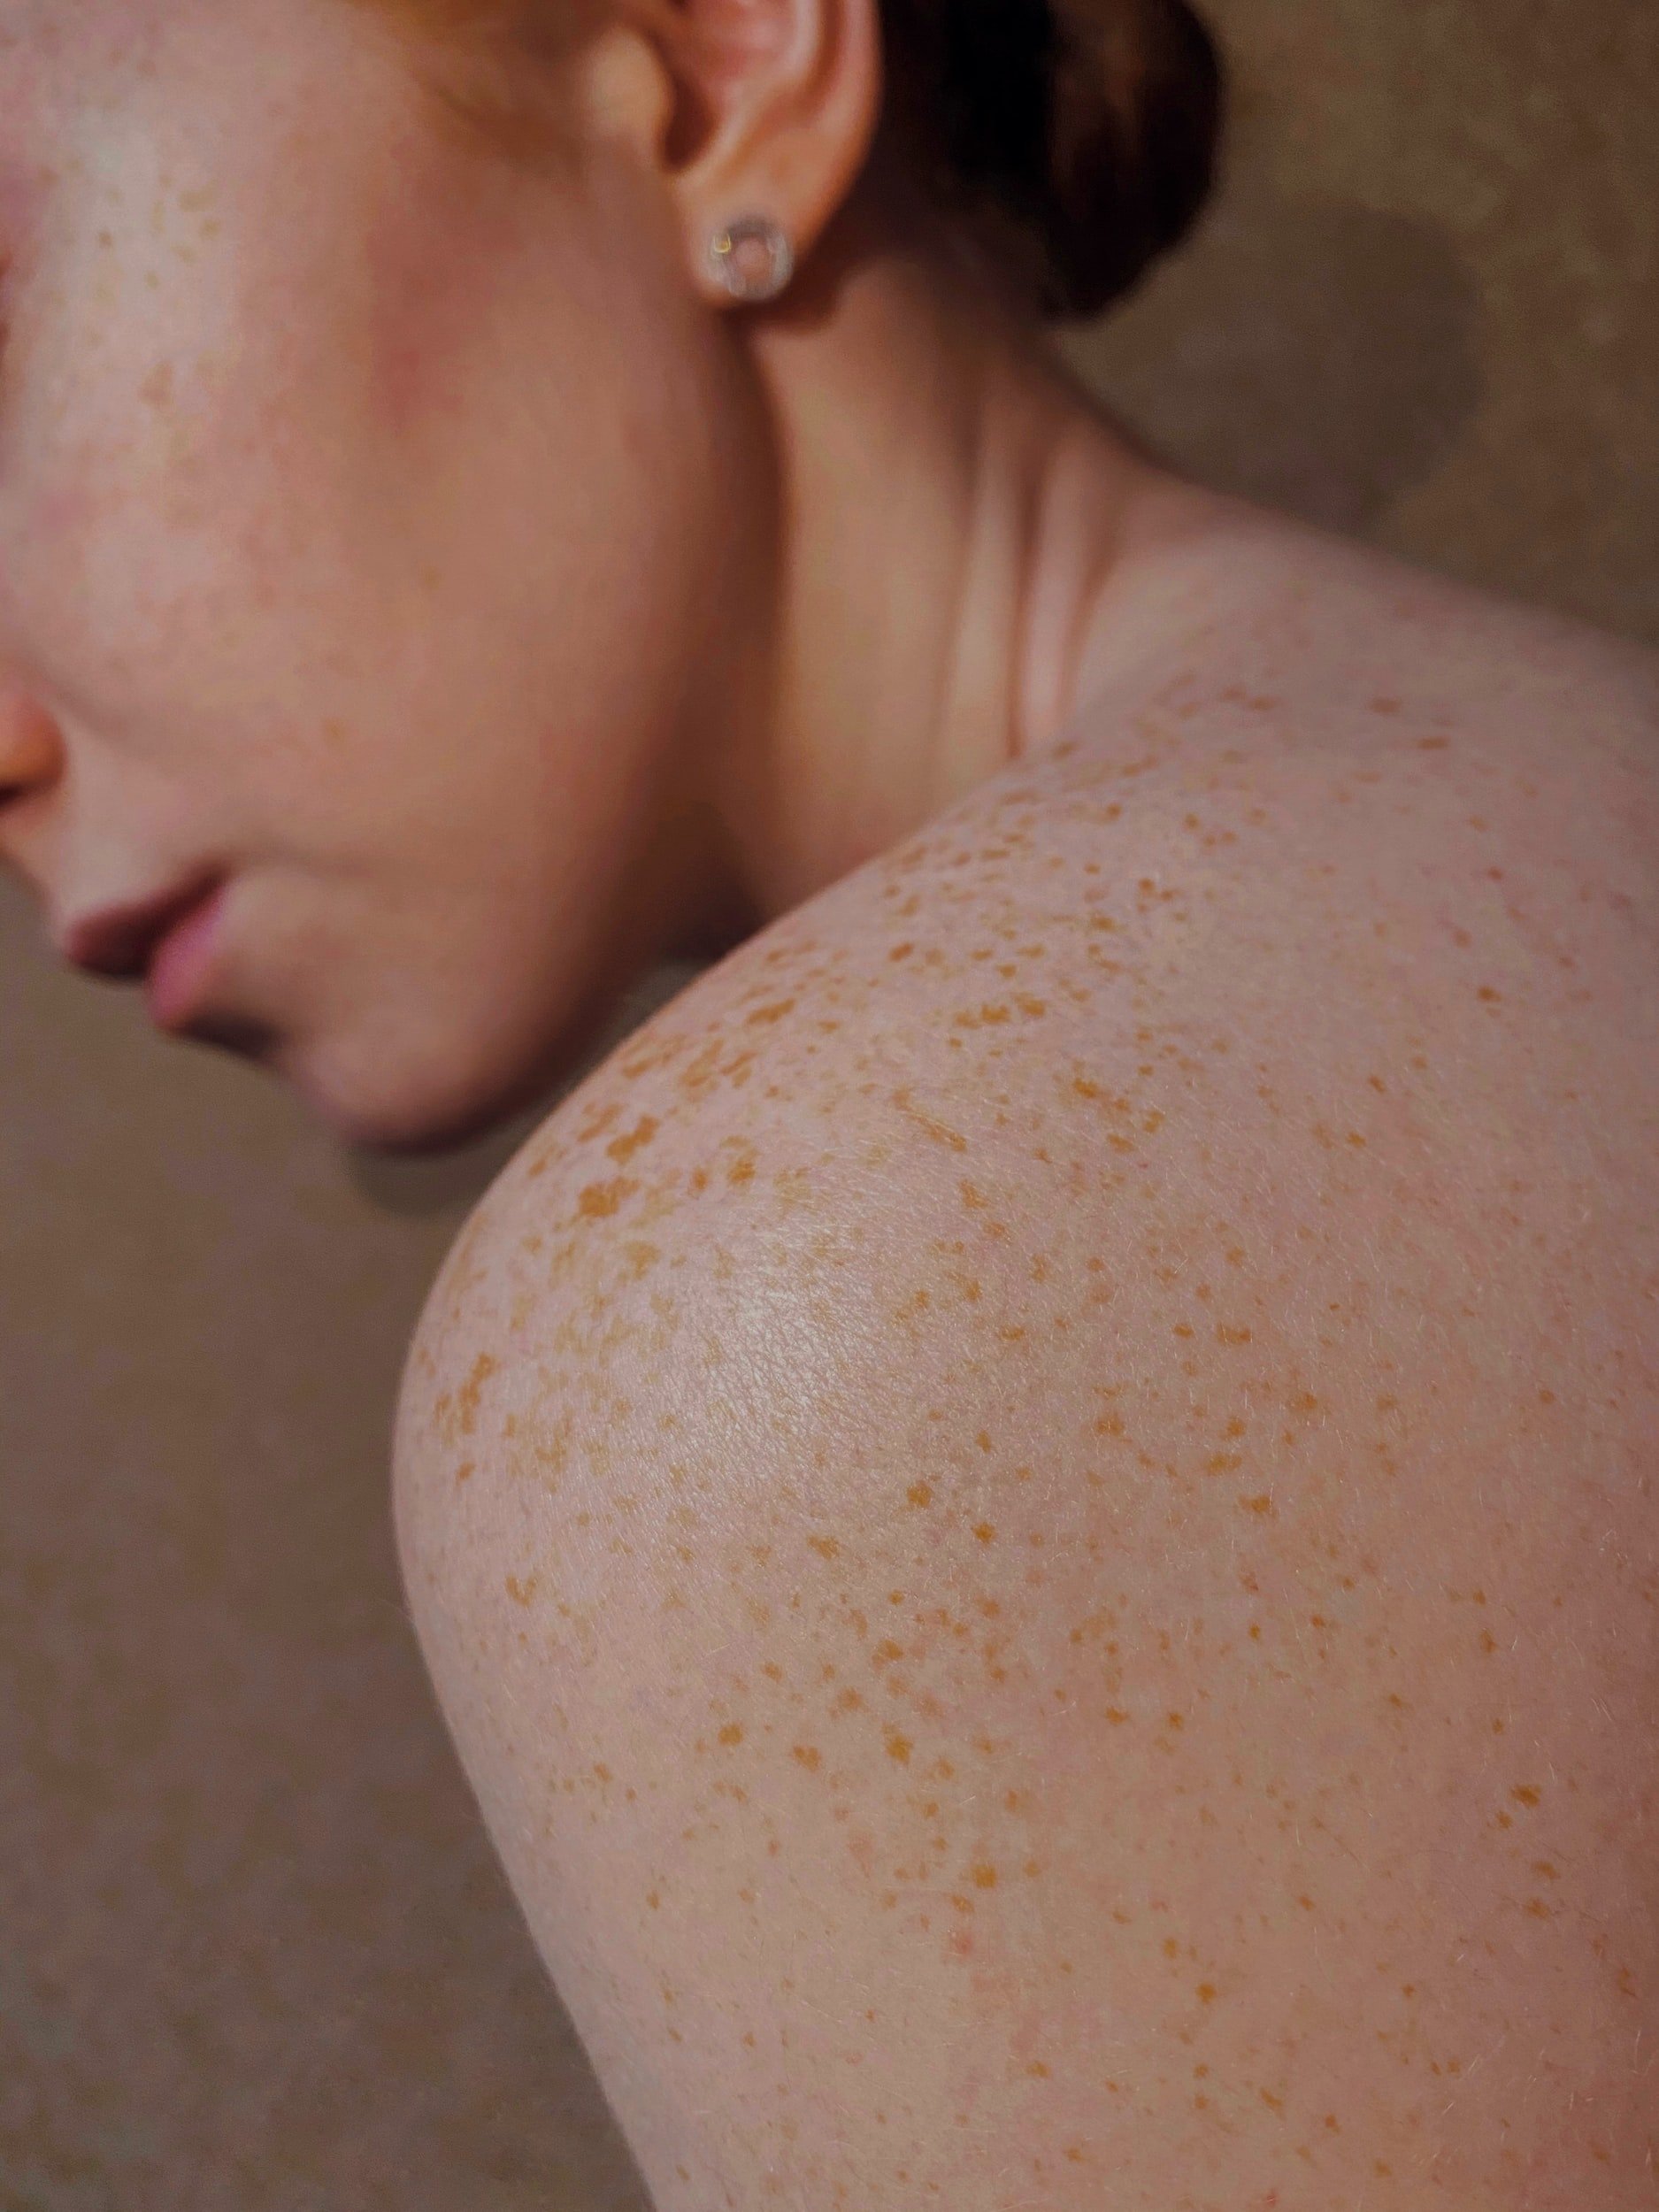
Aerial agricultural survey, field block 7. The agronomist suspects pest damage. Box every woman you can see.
[1,0,1653,2203]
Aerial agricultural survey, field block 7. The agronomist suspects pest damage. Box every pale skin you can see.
[0,0,1654,2205]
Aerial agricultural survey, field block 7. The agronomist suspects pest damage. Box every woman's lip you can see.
[62,872,224,980]
[143,879,233,1033]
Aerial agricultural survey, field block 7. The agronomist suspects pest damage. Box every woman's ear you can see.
[573,0,885,305]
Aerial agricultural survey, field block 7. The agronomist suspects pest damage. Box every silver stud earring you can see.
[708,216,796,304]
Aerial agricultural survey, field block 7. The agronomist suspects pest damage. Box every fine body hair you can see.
[358,0,1225,318]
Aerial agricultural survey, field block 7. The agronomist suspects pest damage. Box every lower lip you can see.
[144,880,232,1033]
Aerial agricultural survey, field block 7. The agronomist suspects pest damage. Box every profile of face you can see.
[0,0,834,1150]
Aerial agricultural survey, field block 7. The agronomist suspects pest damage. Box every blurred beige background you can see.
[2,3,1654,2206]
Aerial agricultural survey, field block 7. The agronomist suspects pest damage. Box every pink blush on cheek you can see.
[360,127,504,443]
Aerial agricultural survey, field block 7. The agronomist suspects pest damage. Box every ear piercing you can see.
[708,216,796,303]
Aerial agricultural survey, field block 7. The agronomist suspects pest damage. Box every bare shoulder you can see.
[401,621,1659,1578]
[392,581,1656,2200]
[403,518,1659,1410]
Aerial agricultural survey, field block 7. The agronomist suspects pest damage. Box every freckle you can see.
[808,1534,841,1559]
[1417,735,1450,750]
[578,1177,638,1219]
[606,1115,661,1164]
[972,1863,998,1888]
[761,1661,783,1680]
[1196,1984,1217,2003]
[1104,1707,1130,1724]
[1167,1711,1185,1730]
[1240,1494,1275,1517]
[1511,1783,1541,1807]
[972,1522,997,1543]
[1163,1937,1179,1958]
[454,1461,474,1487]
[1478,986,1502,1003]
[1026,2060,1050,2078]
[718,1722,744,1746]
[745,997,796,1025]
[792,1745,822,1771]
[689,1168,710,1193]
[1297,1894,1315,1910]
[504,1574,538,1607]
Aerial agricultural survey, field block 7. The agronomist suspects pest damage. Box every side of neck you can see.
[703,188,1196,926]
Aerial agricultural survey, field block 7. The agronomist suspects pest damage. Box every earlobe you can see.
[569,0,881,313]
[667,0,884,309]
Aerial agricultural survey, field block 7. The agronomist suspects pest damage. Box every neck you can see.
[669,177,1219,954]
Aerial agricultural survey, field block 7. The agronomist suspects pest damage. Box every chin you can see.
[281,1031,555,1159]
[272,947,677,1158]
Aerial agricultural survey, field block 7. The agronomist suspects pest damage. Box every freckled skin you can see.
[396,550,1659,2209]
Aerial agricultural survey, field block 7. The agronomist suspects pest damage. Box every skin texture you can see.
[0,0,810,1145]
[0,0,1170,1149]
[396,526,1659,2207]
[0,0,1653,2203]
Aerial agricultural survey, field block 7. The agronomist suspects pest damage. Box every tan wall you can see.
[2,5,1653,2206]
[1071,0,1658,648]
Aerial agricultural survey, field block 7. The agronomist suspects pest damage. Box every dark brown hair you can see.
[881,0,1225,317]
[362,0,1225,319]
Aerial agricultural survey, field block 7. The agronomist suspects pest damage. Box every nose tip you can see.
[0,699,64,882]
[0,695,64,806]
[0,703,65,913]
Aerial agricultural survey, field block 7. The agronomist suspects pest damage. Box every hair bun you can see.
[884,0,1225,319]
[1045,0,1224,314]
